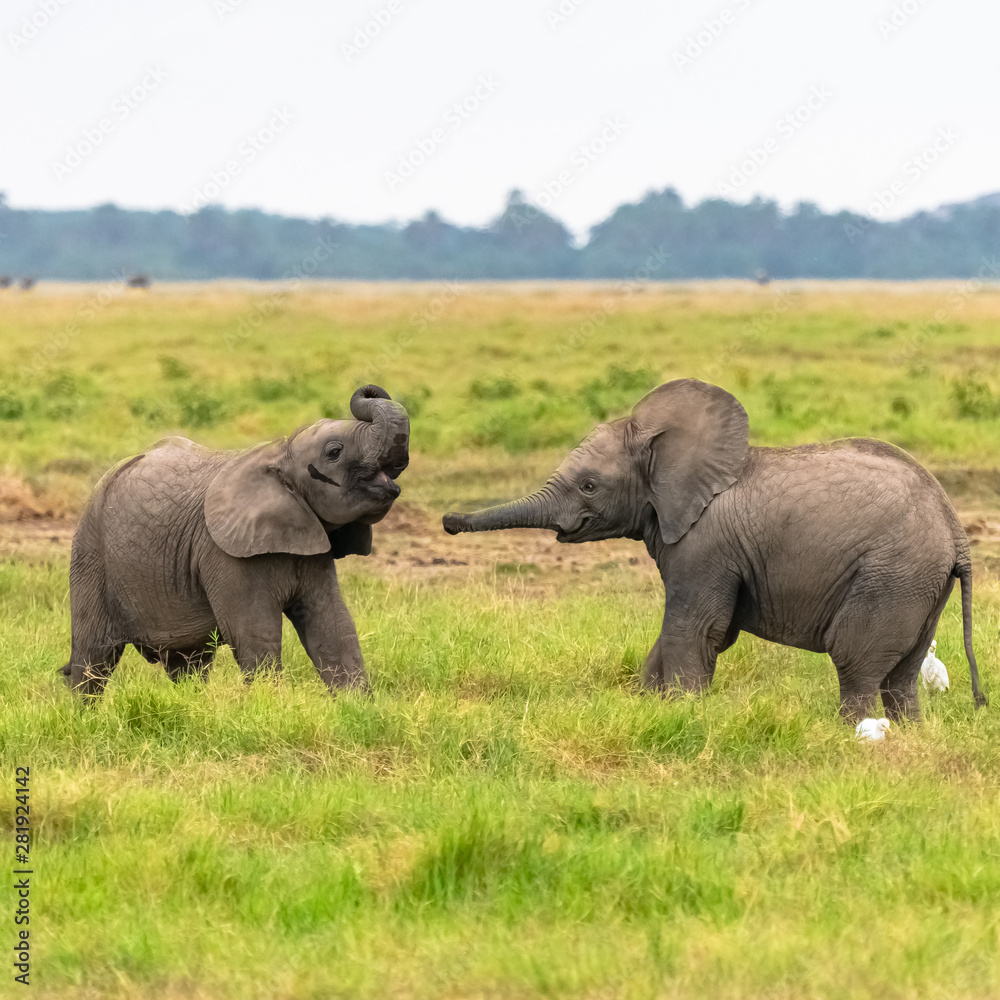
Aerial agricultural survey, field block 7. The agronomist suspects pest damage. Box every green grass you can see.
[3,281,1000,512]
[2,559,1000,997]
[2,282,1000,997]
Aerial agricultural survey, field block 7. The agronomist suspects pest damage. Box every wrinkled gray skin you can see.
[64,385,408,697]
[444,379,986,722]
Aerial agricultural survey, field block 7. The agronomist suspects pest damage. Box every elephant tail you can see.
[956,562,987,708]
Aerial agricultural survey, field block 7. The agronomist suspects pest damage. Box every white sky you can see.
[3,0,997,236]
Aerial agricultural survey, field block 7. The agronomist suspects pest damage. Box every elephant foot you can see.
[317,666,370,695]
[838,691,880,725]
[880,687,920,725]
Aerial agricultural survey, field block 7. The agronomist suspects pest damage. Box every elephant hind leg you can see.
[837,685,883,724]
[826,598,898,723]
[66,545,126,698]
[834,647,905,724]
[829,576,950,724]
[65,600,126,698]
[879,659,921,724]
[879,584,952,723]
[66,641,126,698]
[878,638,932,724]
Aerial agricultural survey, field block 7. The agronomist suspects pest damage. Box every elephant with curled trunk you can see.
[64,385,408,697]
[444,378,986,722]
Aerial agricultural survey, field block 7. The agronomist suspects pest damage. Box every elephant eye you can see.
[326,444,343,461]
[580,479,597,494]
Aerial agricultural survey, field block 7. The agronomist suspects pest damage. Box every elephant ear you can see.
[204,445,330,558]
[328,522,373,559]
[632,379,749,545]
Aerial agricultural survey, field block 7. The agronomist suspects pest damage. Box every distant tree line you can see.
[0,188,998,282]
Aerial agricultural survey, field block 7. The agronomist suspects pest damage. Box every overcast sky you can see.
[3,0,997,236]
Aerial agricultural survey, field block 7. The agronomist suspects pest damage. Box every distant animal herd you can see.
[0,275,36,289]
[1,274,150,289]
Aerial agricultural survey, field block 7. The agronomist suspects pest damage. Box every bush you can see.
[159,355,192,381]
[952,374,1000,420]
[178,389,227,429]
[469,376,521,400]
[0,393,24,420]
[580,365,658,420]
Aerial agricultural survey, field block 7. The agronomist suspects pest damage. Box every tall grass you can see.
[2,551,999,997]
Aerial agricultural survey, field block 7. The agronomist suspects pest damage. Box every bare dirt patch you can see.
[0,492,657,586]
[0,474,66,522]
[962,509,1000,576]
[0,474,76,558]
[2,494,998,585]
[0,519,74,559]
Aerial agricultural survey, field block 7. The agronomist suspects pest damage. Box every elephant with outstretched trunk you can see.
[444,378,986,722]
[64,385,408,697]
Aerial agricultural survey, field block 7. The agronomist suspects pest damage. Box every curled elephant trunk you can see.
[350,384,391,421]
[443,487,556,535]
[352,384,409,475]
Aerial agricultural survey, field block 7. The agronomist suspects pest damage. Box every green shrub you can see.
[580,365,658,419]
[952,373,1000,420]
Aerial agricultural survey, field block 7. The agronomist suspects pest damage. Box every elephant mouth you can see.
[356,469,401,500]
[556,516,592,543]
[335,468,399,524]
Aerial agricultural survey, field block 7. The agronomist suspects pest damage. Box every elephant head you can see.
[443,379,749,545]
[205,384,408,558]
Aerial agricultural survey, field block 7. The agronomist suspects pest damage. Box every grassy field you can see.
[2,281,1000,998]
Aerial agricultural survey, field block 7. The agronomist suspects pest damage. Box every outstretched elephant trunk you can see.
[351,384,409,475]
[443,486,557,534]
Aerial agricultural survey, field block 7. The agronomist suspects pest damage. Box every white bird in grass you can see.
[920,639,949,693]
[855,718,890,742]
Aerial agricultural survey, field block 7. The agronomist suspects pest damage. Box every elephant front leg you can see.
[233,627,283,680]
[209,594,284,682]
[285,576,368,693]
[643,572,739,691]
[642,574,737,694]
[642,632,718,694]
